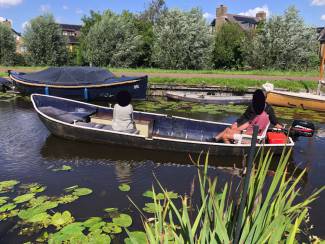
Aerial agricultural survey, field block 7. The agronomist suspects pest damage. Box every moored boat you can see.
[166,91,252,105]
[31,94,296,156]
[9,67,148,101]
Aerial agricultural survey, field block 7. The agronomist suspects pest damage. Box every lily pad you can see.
[112,213,132,227]
[64,185,79,192]
[104,208,118,213]
[18,201,58,220]
[27,212,51,226]
[102,222,122,234]
[143,202,163,213]
[143,190,178,200]
[83,217,103,228]
[87,232,111,244]
[125,231,147,244]
[30,185,46,193]
[0,203,16,213]
[48,222,86,243]
[0,196,9,206]
[51,211,74,228]
[28,196,50,208]
[88,221,106,233]
[118,183,130,192]
[0,180,19,192]
[57,194,79,204]
[14,193,35,204]
[52,165,72,172]
[72,188,93,196]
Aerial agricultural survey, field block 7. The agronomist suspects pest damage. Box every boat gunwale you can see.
[268,90,325,102]
[31,94,295,148]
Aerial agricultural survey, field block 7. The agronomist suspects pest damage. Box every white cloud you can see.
[62,5,68,10]
[21,20,29,30]
[312,0,325,6]
[75,8,84,15]
[203,12,214,20]
[239,5,270,18]
[0,0,23,7]
[40,4,50,12]
[321,14,325,20]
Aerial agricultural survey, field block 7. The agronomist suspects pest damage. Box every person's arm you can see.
[266,105,281,126]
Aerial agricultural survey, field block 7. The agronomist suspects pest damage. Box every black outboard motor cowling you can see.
[290,120,315,138]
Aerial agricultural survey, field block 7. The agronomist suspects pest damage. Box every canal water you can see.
[0,96,324,242]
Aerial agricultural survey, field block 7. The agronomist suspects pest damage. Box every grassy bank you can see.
[149,77,317,91]
[0,72,7,77]
[111,67,318,77]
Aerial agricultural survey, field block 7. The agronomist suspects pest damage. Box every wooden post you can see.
[318,44,325,95]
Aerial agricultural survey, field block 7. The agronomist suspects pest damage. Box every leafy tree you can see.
[213,22,246,69]
[140,0,167,24]
[84,10,144,67]
[244,6,318,70]
[152,8,213,69]
[23,14,68,66]
[0,23,16,65]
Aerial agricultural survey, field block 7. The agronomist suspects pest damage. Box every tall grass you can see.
[129,149,324,243]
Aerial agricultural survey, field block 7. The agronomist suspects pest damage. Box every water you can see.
[0,97,324,242]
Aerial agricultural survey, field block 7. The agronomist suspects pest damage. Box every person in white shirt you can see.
[112,91,137,133]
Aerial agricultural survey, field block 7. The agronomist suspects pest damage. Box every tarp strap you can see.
[45,86,49,95]
[84,88,89,101]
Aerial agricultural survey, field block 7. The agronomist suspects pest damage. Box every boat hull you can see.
[266,91,325,112]
[31,94,293,157]
[12,77,147,101]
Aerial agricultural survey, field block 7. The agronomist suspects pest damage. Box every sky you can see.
[0,0,325,33]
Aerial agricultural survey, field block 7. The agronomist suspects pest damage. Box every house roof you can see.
[59,24,82,32]
[11,28,21,37]
[211,14,260,30]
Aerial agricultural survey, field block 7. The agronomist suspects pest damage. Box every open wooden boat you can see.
[31,94,294,156]
[9,67,148,101]
[166,91,252,105]
[266,90,325,112]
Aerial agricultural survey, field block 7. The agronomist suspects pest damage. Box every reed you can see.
[129,149,324,243]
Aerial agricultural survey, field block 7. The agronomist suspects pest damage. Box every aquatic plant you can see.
[129,149,324,243]
[119,183,131,192]
[52,165,72,172]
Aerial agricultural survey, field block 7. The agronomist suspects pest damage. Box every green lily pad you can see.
[48,222,86,243]
[0,203,16,213]
[36,232,49,243]
[102,222,122,234]
[30,185,46,193]
[28,196,50,208]
[64,185,79,192]
[0,180,19,192]
[52,165,72,172]
[0,196,9,206]
[118,183,130,192]
[57,194,79,204]
[18,201,58,220]
[104,208,118,213]
[87,232,111,244]
[72,188,93,196]
[143,202,163,213]
[112,213,132,227]
[27,212,51,226]
[83,217,103,228]
[14,193,35,204]
[125,231,147,244]
[143,190,178,200]
[51,211,74,228]
[88,221,106,233]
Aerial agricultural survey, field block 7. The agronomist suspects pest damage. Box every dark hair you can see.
[116,91,131,107]
[252,89,266,115]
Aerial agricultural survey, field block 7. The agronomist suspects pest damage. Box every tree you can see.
[23,14,68,66]
[152,8,213,69]
[84,10,144,67]
[244,6,318,70]
[140,0,167,24]
[0,23,16,65]
[213,22,246,69]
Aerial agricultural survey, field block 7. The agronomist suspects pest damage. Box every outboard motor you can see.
[289,120,315,138]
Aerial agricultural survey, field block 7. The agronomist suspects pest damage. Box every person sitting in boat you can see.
[213,89,281,143]
[112,91,137,133]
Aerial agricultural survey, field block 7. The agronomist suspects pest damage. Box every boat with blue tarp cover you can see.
[9,67,148,101]
[31,94,297,156]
